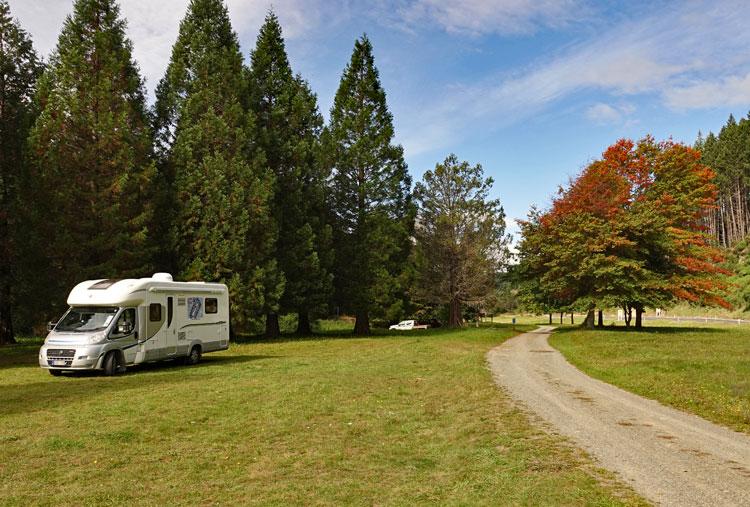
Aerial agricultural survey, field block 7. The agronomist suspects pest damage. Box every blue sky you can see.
[9,0,750,241]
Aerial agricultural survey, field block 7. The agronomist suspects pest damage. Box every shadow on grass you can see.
[234,322,524,345]
[553,325,730,336]
[0,354,278,417]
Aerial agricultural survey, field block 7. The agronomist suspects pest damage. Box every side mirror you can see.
[47,321,56,332]
[118,322,133,335]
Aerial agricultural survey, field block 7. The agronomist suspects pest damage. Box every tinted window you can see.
[89,279,120,290]
[206,298,218,314]
[149,303,162,322]
[167,297,173,327]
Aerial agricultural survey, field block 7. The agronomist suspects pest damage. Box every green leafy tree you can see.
[154,0,279,332]
[516,207,574,321]
[326,35,414,335]
[413,155,508,327]
[518,138,728,330]
[0,0,43,342]
[246,12,332,336]
[26,0,155,325]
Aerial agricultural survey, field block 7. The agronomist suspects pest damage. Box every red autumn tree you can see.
[517,137,728,330]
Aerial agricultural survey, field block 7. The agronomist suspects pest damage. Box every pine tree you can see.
[26,0,155,324]
[154,0,278,333]
[413,155,508,327]
[326,35,414,335]
[247,12,332,336]
[699,114,750,247]
[0,0,43,343]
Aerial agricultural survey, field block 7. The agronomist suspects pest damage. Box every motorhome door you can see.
[144,296,166,360]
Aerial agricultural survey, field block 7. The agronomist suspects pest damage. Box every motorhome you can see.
[39,273,229,376]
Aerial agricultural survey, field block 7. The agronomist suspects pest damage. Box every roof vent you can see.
[152,273,173,282]
[90,279,120,290]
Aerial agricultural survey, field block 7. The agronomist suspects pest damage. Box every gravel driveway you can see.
[487,326,750,506]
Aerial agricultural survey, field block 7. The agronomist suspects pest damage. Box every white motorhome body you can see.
[39,273,229,375]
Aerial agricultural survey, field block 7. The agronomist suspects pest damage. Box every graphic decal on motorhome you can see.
[187,297,203,320]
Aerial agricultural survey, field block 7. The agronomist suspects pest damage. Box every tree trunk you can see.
[597,310,603,328]
[583,309,595,329]
[265,312,280,338]
[354,310,370,335]
[570,313,574,325]
[296,311,312,336]
[549,313,552,324]
[624,305,632,327]
[0,292,15,345]
[448,298,463,328]
[560,312,563,324]
[634,303,644,329]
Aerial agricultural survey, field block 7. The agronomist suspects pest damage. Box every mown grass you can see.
[550,325,750,434]
[0,324,644,506]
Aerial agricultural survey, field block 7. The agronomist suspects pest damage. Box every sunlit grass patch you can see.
[1,324,644,505]
[551,325,750,433]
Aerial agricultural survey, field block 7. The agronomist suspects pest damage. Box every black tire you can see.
[49,369,63,377]
[103,351,120,376]
[186,346,201,365]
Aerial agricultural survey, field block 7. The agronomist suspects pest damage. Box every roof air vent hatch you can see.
[152,273,173,282]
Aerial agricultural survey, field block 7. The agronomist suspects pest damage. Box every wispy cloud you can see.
[397,0,750,156]
[665,72,750,109]
[585,102,636,125]
[394,0,585,36]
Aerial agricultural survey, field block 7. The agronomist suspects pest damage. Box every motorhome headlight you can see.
[86,331,107,345]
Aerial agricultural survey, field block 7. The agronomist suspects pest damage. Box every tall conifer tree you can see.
[326,36,414,335]
[0,0,43,343]
[154,0,279,332]
[27,0,155,323]
[414,155,508,327]
[247,12,332,336]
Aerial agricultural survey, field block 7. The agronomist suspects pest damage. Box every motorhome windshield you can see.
[55,306,119,332]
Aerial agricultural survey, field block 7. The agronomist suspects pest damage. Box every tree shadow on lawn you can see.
[234,322,523,345]
[0,354,278,417]
[554,325,731,336]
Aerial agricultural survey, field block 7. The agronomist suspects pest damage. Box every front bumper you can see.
[39,344,105,370]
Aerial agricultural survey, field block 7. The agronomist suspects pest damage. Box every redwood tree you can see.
[326,36,414,335]
[0,0,42,343]
[246,12,332,336]
[27,0,156,325]
[153,0,279,333]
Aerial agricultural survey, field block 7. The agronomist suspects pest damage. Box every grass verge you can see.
[550,325,750,434]
[1,325,644,505]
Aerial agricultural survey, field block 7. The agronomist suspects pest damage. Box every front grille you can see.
[47,349,75,358]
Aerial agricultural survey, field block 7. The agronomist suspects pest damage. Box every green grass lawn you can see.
[0,324,644,506]
[550,325,750,434]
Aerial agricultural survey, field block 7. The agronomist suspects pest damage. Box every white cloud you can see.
[585,103,621,124]
[584,102,636,125]
[396,0,583,36]
[665,72,750,110]
[6,0,335,100]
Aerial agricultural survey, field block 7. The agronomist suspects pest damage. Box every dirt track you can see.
[487,326,750,506]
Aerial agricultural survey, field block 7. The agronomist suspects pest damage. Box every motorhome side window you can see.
[206,298,218,314]
[111,308,136,338]
[149,303,162,322]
